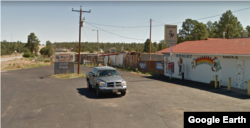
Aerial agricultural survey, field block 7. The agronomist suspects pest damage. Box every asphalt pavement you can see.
[1,65,250,128]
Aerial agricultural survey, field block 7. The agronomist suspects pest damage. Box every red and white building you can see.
[157,38,250,90]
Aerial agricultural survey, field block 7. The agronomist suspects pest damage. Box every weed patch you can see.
[51,73,86,79]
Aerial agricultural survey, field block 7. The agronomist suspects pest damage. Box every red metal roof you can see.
[157,38,250,55]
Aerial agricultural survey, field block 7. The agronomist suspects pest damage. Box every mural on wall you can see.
[178,58,183,76]
[191,56,222,72]
[235,60,244,89]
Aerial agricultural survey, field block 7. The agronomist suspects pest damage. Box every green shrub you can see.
[23,51,31,58]
[34,53,39,57]
[30,54,35,58]
[89,49,94,53]
[126,67,131,71]
[135,68,138,72]
[44,58,50,62]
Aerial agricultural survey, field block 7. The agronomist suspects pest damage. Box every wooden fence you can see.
[138,60,164,75]
[123,53,141,70]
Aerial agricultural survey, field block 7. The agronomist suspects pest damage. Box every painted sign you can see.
[236,60,245,89]
[156,62,163,70]
[55,52,75,62]
[191,56,222,72]
[164,25,177,46]
[178,58,183,76]
[58,62,74,69]
[223,56,238,59]
[54,62,75,74]
[139,62,146,69]
[168,62,174,73]
[176,54,192,58]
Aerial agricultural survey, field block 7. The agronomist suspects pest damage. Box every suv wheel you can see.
[87,80,92,90]
[121,91,126,96]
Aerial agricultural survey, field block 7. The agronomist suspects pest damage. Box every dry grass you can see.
[51,73,86,79]
[1,57,51,71]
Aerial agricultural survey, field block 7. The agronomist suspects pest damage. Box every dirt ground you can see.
[1,53,23,58]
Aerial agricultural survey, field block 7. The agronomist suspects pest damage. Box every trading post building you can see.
[157,38,250,90]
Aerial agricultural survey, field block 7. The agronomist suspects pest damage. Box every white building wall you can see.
[164,53,250,90]
[104,54,124,67]
[104,56,108,65]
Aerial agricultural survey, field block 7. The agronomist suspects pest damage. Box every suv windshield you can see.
[97,70,120,77]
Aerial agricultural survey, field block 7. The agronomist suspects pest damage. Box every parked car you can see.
[86,66,127,97]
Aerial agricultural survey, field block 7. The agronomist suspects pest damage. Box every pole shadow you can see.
[142,75,250,100]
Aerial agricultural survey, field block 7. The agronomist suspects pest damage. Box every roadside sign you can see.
[55,52,75,62]
[54,52,75,74]
[139,62,146,69]
[168,62,174,73]
[156,62,163,70]
[54,62,75,74]
[165,25,177,46]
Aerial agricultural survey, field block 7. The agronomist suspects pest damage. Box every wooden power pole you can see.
[149,19,152,61]
[72,6,91,74]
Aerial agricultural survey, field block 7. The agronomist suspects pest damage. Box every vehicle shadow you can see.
[76,88,123,99]
[142,75,250,100]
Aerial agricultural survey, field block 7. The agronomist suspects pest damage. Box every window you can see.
[92,68,96,75]
[97,70,120,77]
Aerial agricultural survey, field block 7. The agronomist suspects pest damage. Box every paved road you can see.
[1,56,22,62]
[1,65,250,128]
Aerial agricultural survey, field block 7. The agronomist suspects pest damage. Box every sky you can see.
[1,1,250,44]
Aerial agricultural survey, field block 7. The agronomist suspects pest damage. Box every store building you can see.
[157,38,250,90]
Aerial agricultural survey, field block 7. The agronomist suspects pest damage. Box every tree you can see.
[46,40,52,47]
[158,40,168,51]
[181,19,198,41]
[206,21,220,38]
[143,39,151,53]
[217,10,244,38]
[153,42,158,52]
[246,25,250,37]
[40,46,53,57]
[192,22,209,40]
[25,33,40,54]
[89,49,94,53]
[40,47,47,55]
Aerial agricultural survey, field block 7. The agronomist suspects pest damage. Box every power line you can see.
[86,7,250,28]
[142,22,149,42]
[83,7,250,42]
[85,21,149,28]
[86,22,163,42]
[82,29,89,41]
[153,7,250,25]
[86,22,146,40]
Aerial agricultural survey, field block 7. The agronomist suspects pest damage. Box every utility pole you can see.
[149,19,152,61]
[72,6,91,74]
[97,30,99,55]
